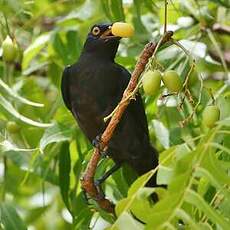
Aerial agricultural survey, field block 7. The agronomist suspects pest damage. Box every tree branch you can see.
[212,23,230,35]
[81,31,173,214]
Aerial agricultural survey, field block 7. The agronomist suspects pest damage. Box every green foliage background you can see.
[0,0,229,229]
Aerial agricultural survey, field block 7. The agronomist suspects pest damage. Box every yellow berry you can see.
[111,22,134,38]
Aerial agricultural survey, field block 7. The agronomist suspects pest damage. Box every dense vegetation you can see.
[0,0,229,229]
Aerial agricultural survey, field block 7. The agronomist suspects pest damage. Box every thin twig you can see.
[81,31,174,213]
[3,13,12,38]
[206,28,229,77]
[172,39,191,57]
[182,60,196,89]
[212,23,230,35]
[164,0,168,33]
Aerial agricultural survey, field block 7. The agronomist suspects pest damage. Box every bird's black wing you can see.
[61,66,72,110]
[109,64,158,177]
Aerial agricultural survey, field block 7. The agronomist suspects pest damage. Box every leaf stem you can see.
[206,29,229,77]
[164,0,168,33]
[3,13,12,38]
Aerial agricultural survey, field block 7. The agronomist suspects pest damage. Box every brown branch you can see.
[209,50,230,67]
[81,31,173,214]
[212,23,230,35]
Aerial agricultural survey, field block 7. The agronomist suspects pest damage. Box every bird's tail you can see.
[129,145,159,187]
[129,145,160,201]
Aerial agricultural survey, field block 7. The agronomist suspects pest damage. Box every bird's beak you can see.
[100,26,120,40]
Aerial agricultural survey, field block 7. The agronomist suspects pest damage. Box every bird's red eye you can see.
[92,27,100,36]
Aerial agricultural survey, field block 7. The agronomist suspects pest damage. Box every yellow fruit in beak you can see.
[111,22,134,38]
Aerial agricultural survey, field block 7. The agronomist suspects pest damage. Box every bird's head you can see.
[83,23,121,60]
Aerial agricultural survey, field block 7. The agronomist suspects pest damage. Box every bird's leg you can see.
[94,163,121,195]
[92,134,101,148]
[92,134,108,158]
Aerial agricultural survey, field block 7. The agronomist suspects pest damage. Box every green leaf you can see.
[110,0,125,21]
[0,203,27,230]
[1,149,31,167]
[157,165,173,185]
[0,95,52,128]
[145,211,175,229]
[0,79,43,107]
[195,167,230,203]
[209,0,230,7]
[209,142,230,156]
[59,141,71,210]
[66,30,82,62]
[111,212,144,230]
[114,170,156,219]
[25,206,49,224]
[152,120,170,149]
[22,33,51,70]
[159,146,177,166]
[130,188,155,223]
[217,117,230,127]
[52,32,69,65]
[185,189,230,229]
[101,0,125,21]
[128,170,155,197]
[115,198,130,217]
[133,0,147,34]
[39,123,72,151]
[145,170,192,228]
[22,61,49,76]
[51,30,81,66]
[202,149,230,186]
[145,193,181,228]
[175,209,201,230]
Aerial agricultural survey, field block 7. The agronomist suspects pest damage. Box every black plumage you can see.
[61,23,158,187]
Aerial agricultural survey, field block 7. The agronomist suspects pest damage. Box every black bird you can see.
[61,23,158,191]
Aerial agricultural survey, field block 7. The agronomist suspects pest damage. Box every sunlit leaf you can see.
[111,212,144,230]
[0,79,43,107]
[22,33,51,70]
[39,123,72,151]
[0,95,52,128]
[185,189,230,229]
[152,120,170,149]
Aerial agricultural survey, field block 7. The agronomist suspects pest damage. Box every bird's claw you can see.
[92,135,99,147]
[92,135,102,148]
[92,135,108,157]
[100,150,108,158]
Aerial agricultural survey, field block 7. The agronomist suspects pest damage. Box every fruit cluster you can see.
[142,69,182,96]
[142,69,220,128]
